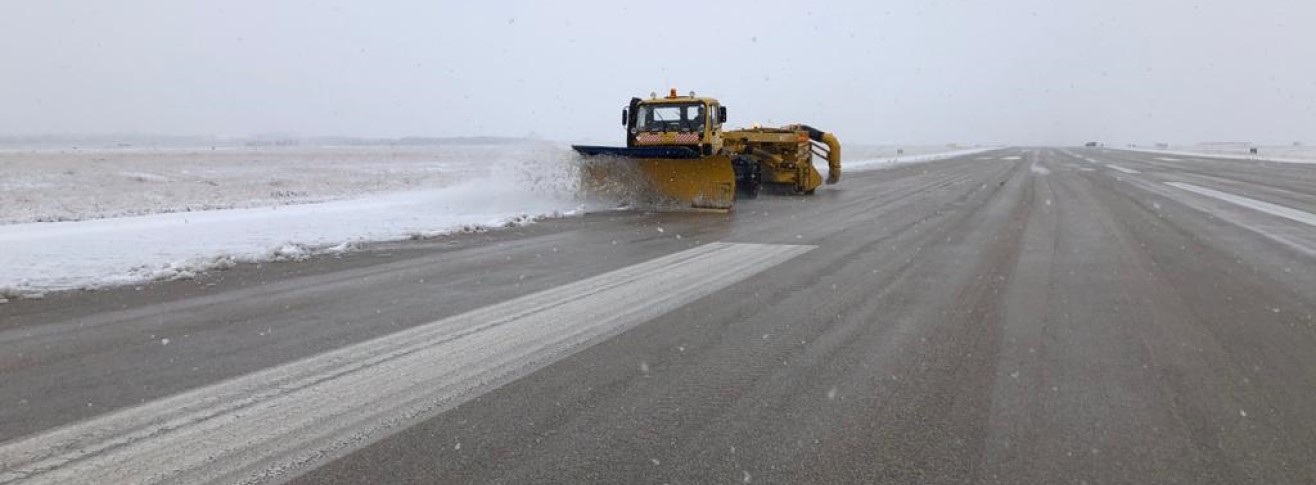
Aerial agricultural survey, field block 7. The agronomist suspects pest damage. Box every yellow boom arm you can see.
[817,132,841,184]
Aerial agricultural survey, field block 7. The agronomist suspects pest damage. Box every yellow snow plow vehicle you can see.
[572,89,841,211]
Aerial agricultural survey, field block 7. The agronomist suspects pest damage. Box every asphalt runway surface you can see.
[2,147,1315,484]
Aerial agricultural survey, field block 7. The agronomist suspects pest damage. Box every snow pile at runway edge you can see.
[0,144,590,293]
[1109,147,1316,165]
[841,147,1003,173]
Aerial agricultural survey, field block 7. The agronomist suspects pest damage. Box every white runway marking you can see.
[1166,182,1316,228]
[0,242,814,485]
[1000,156,1022,160]
[1107,164,1140,174]
[1155,157,1181,161]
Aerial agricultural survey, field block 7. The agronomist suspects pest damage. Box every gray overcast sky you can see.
[2,0,1313,145]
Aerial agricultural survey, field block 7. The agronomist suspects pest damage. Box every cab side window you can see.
[685,105,704,132]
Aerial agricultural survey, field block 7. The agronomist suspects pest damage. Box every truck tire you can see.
[732,156,761,199]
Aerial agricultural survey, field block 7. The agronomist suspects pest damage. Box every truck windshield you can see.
[636,103,705,133]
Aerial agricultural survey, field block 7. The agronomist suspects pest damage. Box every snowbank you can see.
[1109,146,1316,165]
[841,147,1002,173]
[0,144,587,292]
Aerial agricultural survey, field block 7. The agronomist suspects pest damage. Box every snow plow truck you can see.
[572,89,842,211]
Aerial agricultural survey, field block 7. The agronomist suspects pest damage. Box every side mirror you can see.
[718,106,727,123]
[621,109,628,126]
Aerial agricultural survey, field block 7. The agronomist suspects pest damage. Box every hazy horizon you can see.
[3,1,1313,146]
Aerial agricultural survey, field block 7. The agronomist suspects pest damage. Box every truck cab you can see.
[624,90,728,156]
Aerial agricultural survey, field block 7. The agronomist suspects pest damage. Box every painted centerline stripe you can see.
[0,242,814,485]
[1166,182,1316,228]
[1107,164,1140,174]
[999,156,1022,160]
[1155,157,1181,161]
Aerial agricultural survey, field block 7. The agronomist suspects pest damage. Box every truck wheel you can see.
[740,179,761,199]
[732,156,761,200]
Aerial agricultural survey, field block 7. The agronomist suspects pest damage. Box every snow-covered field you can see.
[0,142,983,295]
[1114,145,1316,165]
[0,144,538,224]
[0,142,586,295]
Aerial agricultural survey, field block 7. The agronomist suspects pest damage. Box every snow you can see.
[838,146,1001,173]
[0,144,518,224]
[1112,146,1316,165]
[1,142,586,292]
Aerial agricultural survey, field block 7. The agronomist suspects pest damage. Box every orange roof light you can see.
[668,87,678,98]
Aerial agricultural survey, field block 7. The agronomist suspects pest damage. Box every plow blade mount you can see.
[573,145,736,211]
